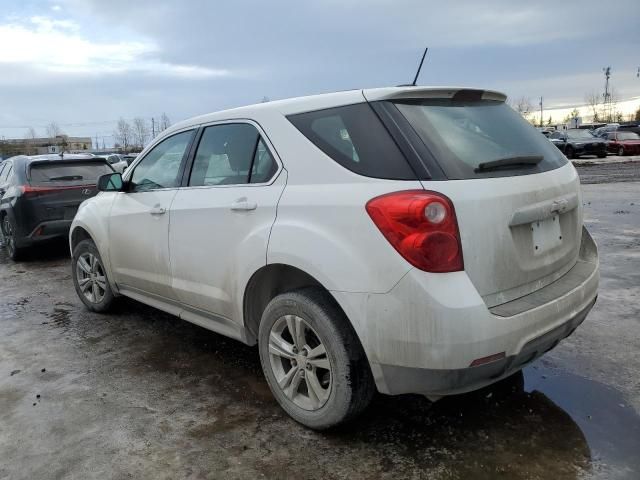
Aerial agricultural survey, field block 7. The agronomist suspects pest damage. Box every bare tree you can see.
[132,117,149,150]
[46,122,62,138]
[508,96,533,120]
[25,127,38,139]
[114,118,133,152]
[159,113,171,131]
[584,91,600,122]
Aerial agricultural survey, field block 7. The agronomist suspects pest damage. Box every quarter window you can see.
[130,130,194,192]
[188,123,277,186]
[288,103,416,180]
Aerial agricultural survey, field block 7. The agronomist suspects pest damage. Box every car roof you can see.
[166,86,507,134]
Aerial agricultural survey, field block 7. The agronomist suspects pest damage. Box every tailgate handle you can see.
[509,193,578,226]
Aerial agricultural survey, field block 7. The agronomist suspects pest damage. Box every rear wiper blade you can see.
[474,155,543,173]
[48,175,83,181]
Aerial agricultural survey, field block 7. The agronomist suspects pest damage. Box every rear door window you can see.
[288,103,417,180]
[29,162,113,186]
[394,99,567,179]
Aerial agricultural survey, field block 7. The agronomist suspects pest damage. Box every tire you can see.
[618,147,625,157]
[72,239,115,312]
[1,215,26,261]
[564,146,575,159]
[597,152,607,158]
[258,288,375,430]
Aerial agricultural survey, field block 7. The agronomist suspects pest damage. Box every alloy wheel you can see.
[2,218,16,258]
[268,314,332,411]
[76,252,107,304]
[618,147,624,156]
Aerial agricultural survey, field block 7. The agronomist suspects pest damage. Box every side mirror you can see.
[98,172,124,192]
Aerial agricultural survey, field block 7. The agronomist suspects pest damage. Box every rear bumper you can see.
[16,219,72,247]
[332,227,599,396]
[376,297,594,396]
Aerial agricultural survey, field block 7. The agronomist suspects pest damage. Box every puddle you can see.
[524,362,640,474]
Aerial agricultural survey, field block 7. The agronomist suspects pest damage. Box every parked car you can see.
[0,154,114,260]
[549,129,607,158]
[101,154,128,173]
[593,123,620,138]
[617,123,640,136]
[605,131,640,156]
[70,87,599,429]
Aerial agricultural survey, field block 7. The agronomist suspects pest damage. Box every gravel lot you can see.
[1,172,639,479]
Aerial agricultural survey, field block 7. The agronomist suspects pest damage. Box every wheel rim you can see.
[619,147,624,156]
[3,218,15,257]
[76,252,107,304]
[268,314,332,411]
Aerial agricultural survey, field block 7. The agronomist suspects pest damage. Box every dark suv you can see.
[0,154,113,260]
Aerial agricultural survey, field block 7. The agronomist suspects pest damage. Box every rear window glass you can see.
[288,103,417,180]
[395,100,567,179]
[29,161,113,186]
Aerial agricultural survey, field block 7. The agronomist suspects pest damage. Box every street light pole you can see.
[539,97,543,127]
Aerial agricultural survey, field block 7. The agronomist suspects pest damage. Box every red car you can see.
[606,131,640,156]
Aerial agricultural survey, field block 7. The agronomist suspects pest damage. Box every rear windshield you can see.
[29,161,113,186]
[394,99,567,179]
[287,103,417,180]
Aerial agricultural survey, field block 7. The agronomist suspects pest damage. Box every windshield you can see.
[29,161,113,186]
[567,130,595,139]
[394,99,566,179]
[617,132,640,140]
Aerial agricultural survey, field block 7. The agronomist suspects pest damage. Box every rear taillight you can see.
[20,185,93,198]
[366,190,463,273]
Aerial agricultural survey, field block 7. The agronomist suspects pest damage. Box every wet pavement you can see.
[1,181,639,479]
[575,161,640,184]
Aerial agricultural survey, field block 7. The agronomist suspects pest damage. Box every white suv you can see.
[70,87,599,429]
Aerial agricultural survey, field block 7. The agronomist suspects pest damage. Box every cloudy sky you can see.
[1,0,639,144]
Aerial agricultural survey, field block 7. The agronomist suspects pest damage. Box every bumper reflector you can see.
[470,352,506,367]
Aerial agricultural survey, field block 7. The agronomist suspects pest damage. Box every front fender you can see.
[70,193,118,293]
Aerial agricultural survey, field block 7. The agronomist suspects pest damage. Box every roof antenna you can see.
[411,47,428,86]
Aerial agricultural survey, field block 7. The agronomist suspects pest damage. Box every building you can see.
[0,135,92,158]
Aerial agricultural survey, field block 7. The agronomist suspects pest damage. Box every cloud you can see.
[0,15,230,78]
[1,0,639,141]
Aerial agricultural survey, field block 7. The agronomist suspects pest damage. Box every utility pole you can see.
[95,133,99,150]
[603,66,611,122]
[539,97,543,127]
[151,117,155,138]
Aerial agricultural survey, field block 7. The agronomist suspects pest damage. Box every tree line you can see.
[113,113,171,152]
[508,89,639,127]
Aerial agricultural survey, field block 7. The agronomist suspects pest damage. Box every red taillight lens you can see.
[20,185,93,198]
[366,190,463,273]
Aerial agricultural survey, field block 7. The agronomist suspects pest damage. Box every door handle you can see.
[150,205,166,215]
[230,199,257,211]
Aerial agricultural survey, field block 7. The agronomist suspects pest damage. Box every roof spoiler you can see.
[363,87,507,103]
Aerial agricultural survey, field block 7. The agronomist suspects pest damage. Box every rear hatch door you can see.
[26,160,113,224]
[370,89,582,306]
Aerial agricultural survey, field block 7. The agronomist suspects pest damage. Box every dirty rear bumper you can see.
[376,297,595,397]
[332,227,599,397]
